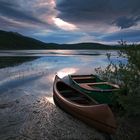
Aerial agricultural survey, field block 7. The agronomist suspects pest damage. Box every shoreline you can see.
[0,95,106,140]
[0,94,139,140]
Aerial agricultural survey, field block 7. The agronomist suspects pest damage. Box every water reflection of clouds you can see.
[0,50,127,103]
[75,55,109,70]
[110,57,128,65]
[57,68,78,78]
[45,96,54,105]
[0,50,118,57]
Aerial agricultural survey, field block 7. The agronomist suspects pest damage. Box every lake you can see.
[0,49,127,139]
[0,50,126,99]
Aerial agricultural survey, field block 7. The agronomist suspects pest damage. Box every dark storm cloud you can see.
[0,0,139,44]
[56,0,140,29]
[113,16,140,29]
[0,1,44,24]
[114,17,135,29]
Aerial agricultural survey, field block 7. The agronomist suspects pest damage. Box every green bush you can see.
[95,44,140,117]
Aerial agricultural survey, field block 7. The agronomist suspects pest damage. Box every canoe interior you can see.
[56,81,95,105]
[70,75,103,84]
[88,83,118,90]
[73,78,101,83]
[69,75,120,104]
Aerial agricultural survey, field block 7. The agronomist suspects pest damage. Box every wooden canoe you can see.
[53,75,117,134]
[69,74,120,104]
[69,74,104,83]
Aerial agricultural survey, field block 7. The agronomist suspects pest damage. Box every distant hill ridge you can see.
[0,30,129,50]
[0,30,53,50]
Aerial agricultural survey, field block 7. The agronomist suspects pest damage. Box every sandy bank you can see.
[0,95,106,140]
[0,94,139,140]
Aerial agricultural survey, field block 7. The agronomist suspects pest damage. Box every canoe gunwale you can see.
[54,94,116,130]
[54,76,98,108]
[53,75,117,133]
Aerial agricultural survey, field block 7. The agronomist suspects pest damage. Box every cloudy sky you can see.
[0,0,140,44]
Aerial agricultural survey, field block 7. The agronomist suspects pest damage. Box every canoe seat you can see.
[74,78,97,84]
[72,77,94,80]
[79,83,94,90]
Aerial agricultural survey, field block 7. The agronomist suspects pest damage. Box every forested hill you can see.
[0,30,137,50]
[0,30,56,50]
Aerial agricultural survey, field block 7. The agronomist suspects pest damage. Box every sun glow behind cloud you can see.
[53,17,77,31]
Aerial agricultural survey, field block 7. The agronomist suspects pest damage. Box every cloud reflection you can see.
[45,96,54,104]
[57,68,78,78]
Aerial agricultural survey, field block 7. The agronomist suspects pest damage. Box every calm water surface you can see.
[0,50,126,101]
[0,49,127,139]
[0,49,117,56]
